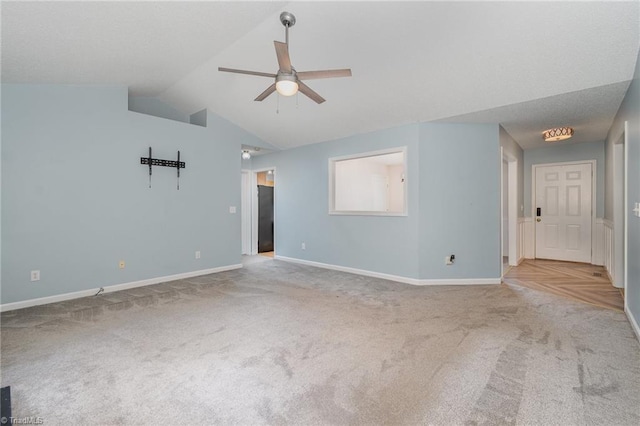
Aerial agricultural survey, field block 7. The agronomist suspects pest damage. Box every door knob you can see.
[536,218,541,222]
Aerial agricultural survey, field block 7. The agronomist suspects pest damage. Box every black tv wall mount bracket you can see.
[140,147,186,189]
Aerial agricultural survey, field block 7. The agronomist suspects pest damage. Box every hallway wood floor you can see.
[502,259,624,311]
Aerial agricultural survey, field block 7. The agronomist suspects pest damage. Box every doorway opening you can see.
[501,149,518,277]
[254,168,275,258]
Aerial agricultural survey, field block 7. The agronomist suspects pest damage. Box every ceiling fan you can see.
[218,12,351,104]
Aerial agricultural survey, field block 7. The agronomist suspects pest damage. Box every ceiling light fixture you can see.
[275,73,298,96]
[242,150,251,160]
[543,127,574,142]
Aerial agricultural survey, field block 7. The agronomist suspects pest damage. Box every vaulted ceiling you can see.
[2,1,639,151]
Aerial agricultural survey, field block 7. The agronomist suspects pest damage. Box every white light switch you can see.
[633,202,640,218]
[229,206,237,214]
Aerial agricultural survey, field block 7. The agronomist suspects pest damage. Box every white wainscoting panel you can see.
[517,217,526,264]
[603,219,614,282]
[593,218,605,266]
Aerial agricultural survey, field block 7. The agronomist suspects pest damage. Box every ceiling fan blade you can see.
[297,69,352,80]
[297,81,325,104]
[218,67,276,78]
[274,41,292,73]
[255,83,277,101]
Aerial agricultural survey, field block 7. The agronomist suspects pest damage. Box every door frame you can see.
[612,126,626,289]
[610,121,629,306]
[531,160,596,263]
[251,167,276,256]
[500,147,519,276]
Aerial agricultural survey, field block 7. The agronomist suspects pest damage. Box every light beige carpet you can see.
[1,259,639,425]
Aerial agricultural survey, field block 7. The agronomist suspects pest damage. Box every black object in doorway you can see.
[1,386,11,423]
[258,185,274,253]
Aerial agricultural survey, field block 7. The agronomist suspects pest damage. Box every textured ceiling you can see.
[2,1,639,151]
[1,1,286,96]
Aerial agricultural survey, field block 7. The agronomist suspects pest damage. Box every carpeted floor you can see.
[1,259,639,425]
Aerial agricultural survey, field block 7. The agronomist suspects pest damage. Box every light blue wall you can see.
[419,123,501,279]
[252,122,502,281]
[605,50,640,330]
[500,126,525,217]
[1,84,265,305]
[241,157,252,170]
[253,125,422,278]
[523,141,605,217]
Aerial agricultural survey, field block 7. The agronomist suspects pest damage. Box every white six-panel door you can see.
[535,163,592,263]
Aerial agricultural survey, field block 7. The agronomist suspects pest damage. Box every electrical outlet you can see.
[119,260,125,269]
[30,270,40,281]
[301,242,306,250]
[195,251,201,259]
[445,254,455,265]
[229,206,237,214]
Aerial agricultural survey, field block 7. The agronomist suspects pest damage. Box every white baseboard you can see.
[0,264,242,313]
[418,277,501,285]
[626,302,640,342]
[275,255,501,286]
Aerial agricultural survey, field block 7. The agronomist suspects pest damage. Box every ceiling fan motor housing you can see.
[280,12,296,28]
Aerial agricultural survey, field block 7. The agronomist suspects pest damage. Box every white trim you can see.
[501,148,519,274]
[0,264,242,313]
[603,218,615,284]
[418,278,501,285]
[275,255,501,286]
[627,308,640,343]
[623,121,629,305]
[531,160,597,263]
[508,157,518,266]
[613,141,625,289]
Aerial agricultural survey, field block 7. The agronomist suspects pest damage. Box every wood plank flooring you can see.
[502,259,624,311]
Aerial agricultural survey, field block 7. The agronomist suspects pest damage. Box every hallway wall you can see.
[605,49,640,335]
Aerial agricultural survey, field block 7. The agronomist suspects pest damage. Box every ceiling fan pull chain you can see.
[276,93,280,114]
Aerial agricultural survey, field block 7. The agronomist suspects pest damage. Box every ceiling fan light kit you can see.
[543,127,574,142]
[218,11,351,104]
[275,73,299,96]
